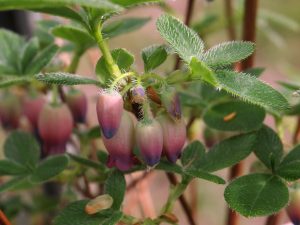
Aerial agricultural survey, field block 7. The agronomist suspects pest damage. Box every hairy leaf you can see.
[202,41,255,67]
[203,100,265,132]
[142,44,168,72]
[224,174,289,217]
[0,76,33,88]
[103,17,150,39]
[30,155,69,183]
[35,72,100,86]
[253,125,283,170]
[104,170,126,210]
[277,145,300,181]
[156,14,204,62]
[181,141,205,170]
[4,131,40,170]
[200,133,257,172]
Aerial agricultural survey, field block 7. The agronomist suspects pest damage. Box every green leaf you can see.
[53,200,118,225]
[253,125,283,170]
[215,70,289,115]
[141,44,168,72]
[102,211,123,225]
[103,17,150,39]
[68,153,105,170]
[24,44,59,75]
[0,29,24,75]
[96,48,134,85]
[156,14,204,62]
[0,76,33,88]
[35,72,100,86]
[189,57,218,85]
[0,0,122,11]
[34,20,59,46]
[0,176,29,193]
[203,100,265,132]
[111,0,161,7]
[156,160,183,174]
[184,170,225,184]
[224,174,289,217]
[21,37,39,72]
[200,133,257,172]
[202,41,255,67]
[0,160,29,176]
[277,81,300,91]
[104,170,126,210]
[4,131,40,170]
[276,145,300,181]
[30,155,69,183]
[181,141,205,170]
[52,25,95,49]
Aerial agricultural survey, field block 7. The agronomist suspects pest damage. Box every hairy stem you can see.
[93,23,121,78]
[227,1,259,225]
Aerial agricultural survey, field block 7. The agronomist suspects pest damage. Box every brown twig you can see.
[265,212,283,225]
[127,171,153,191]
[224,0,236,40]
[166,173,197,225]
[174,0,195,70]
[226,1,259,225]
[0,210,12,225]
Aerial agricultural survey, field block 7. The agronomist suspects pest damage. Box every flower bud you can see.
[158,114,186,163]
[161,86,181,120]
[135,119,163,166]
[131,85,146,104]
[0,93,22,129]
[65,89,87,123]
[102,111,135,171]
[96,90,123,139]
[23,95,46,130]
[38,103,73,155]
[287,187,300,225]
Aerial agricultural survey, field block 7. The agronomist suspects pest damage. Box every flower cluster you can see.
[96,89,186,171]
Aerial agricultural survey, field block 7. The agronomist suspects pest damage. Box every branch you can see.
[224,0,236,40]
[0,210,12,225]
[166,173,197,225]
[227,1,259,225]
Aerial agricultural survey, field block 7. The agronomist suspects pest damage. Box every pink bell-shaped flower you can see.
[65,89,88,123]
[135,119,163,166]
[96,89,124,139]
[157,114,186,163]
[102,111,135,171]
[23,95,46,130]
[38,103,73,155]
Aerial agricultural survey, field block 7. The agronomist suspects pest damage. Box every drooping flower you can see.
[96,89,123,139]
[135,119,163,166]
[157,114,186,163]
[161,86,181,120]
[287,187,300,225]
[38,103,73,155]
[65,89,88,123]
[23,95,46,131]
[102,111,136,171]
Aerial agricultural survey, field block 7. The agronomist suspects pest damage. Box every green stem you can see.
[93,22,121,78]
[110,72,135,90]
[67,48,84,73]
[52,85,59,106]
[162,176,192,213]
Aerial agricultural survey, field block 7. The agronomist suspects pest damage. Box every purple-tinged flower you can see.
[96,89,123,139]
[23,95,46,130]
[287,188,300,225]
[161,87,181,120]
[102,111,135,171]
[38,103,73,155]
[158,114,186,163]
[135,119,163,166]
[66,89,88,123]
[131,85,146,104]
